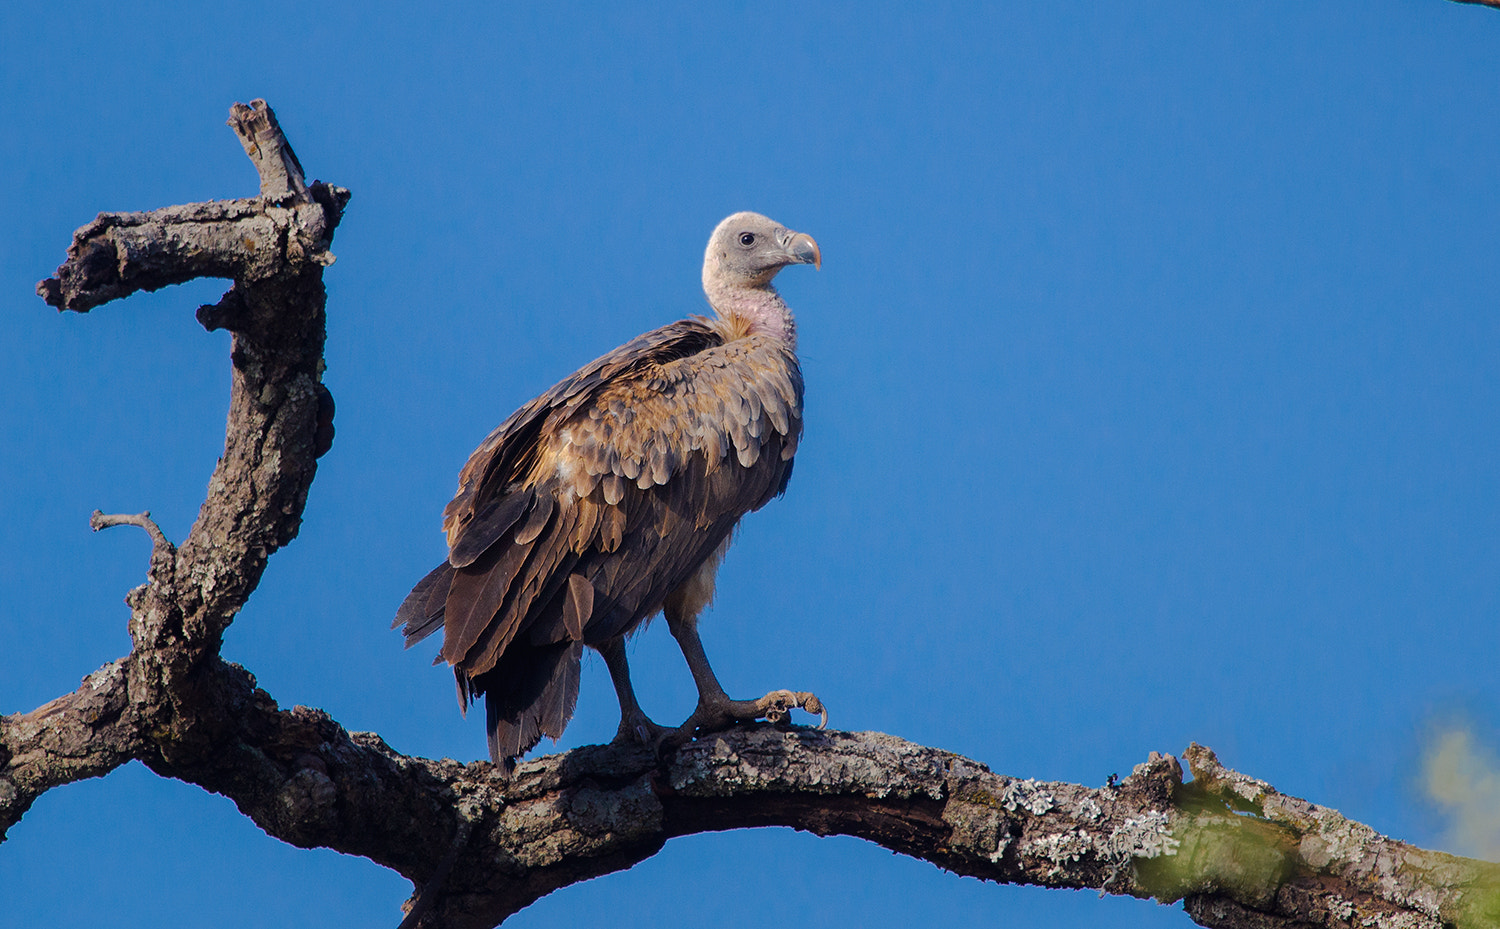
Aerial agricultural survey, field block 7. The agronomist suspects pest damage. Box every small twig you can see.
[395,818,474,929]
[89,509,174,558]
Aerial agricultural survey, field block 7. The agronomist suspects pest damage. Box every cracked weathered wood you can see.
[3,97,1498,929]
[5,96,346,847]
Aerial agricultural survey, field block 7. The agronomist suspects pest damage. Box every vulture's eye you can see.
[738,232,756,247]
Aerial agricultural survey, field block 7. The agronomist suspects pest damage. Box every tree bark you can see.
[3,100,1496,929]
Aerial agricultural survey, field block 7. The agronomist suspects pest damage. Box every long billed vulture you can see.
[394,212,825,767]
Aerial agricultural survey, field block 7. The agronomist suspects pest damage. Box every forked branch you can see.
[5,97,346,841]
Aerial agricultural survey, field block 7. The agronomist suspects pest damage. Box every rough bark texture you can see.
[4,99,1499,929]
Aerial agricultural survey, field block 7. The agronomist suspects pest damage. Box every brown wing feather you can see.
[442,534,533,665]
[449,489,533,568]
[392,561,454,644]
[401,318,803,764]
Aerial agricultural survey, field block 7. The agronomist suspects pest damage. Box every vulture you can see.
[394,211,825,767]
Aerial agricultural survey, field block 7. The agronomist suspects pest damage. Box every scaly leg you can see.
[664,596,826,744]
[597,636,669,748]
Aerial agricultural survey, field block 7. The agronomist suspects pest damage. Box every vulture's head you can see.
[702,212,821,292]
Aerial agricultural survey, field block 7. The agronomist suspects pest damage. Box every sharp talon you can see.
[798,693,827,728]
[677,688,828,738]
[612,708,669,751]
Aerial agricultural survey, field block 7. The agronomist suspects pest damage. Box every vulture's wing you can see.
[442,318,726,559]
[392,319,723,646]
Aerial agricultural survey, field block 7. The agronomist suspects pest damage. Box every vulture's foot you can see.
[756,689,828,728]
[665,689,828,748]
[611,706,671,751]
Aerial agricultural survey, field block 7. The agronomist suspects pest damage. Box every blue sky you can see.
[3,2,1499,926]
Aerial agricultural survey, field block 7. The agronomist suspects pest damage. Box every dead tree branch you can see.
[6,96,345,839]
[2,100,1497,929]
[90,509,175,558]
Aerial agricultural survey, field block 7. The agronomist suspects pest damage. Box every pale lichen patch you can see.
[1025,828,1093,877]
[1000,778,1055,815]
[1111,811,1180,860]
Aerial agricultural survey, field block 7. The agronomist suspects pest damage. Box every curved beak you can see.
[782,230,822,270]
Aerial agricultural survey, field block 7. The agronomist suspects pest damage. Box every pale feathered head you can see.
[702,212,821,292]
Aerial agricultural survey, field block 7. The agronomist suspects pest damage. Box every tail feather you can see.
[537,642,582,740]
[479,640,584,765]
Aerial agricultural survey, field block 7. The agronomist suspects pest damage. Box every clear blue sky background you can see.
[3,2,1498,926]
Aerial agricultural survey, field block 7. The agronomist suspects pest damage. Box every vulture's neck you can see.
[706,281,797,350]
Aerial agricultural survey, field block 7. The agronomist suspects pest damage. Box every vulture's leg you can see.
[663,587,827,743]
[597,637,669,747]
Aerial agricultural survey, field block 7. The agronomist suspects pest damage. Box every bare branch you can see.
[1449,0,1500,10]
[4,98,346,840]
[115,659,1500,929]
[89,509,174,556]
[0,661,135,841]
[36,100,340,316]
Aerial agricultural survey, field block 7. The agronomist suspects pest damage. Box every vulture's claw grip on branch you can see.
[611,708,670,752]
[667,688,829,747]
[758,690,827,729]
